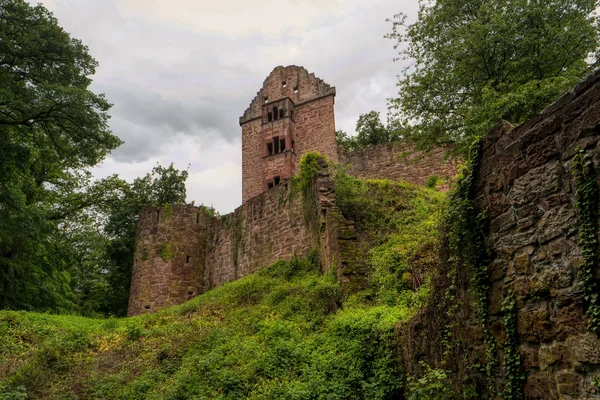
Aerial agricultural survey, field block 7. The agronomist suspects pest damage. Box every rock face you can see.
[400,70,600,399]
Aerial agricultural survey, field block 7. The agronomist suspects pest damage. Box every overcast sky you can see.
[34,0,419,213]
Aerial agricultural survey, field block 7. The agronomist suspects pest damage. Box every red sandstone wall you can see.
[242,120,263,204]
[128,205,209,316]
[338,143,460,190]
[294,95,338,163]
[241,66,337,202]
[205,182,312,288]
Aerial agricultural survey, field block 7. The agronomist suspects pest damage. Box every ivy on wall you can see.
[502,290,524,399]
[572,149,600,334]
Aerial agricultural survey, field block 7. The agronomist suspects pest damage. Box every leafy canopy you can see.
[336,111,401,152]
[387,0,600,154]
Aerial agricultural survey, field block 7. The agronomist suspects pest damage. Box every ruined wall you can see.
[473,70,600,399]
[400,70,600,398]
[338,143,460,190]
[205,183,313,288]
[128,205,210,316]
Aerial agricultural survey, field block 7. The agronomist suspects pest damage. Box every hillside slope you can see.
[0,176,446,400]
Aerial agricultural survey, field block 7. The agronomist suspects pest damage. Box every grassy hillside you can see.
[0,176,446,400]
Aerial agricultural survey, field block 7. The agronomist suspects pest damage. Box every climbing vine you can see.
[502,290,524,399]
[444,140,498,395]
[572,149,600,334]
[232,213,246,269]
[162,204,173,222]
[292,152,325,241]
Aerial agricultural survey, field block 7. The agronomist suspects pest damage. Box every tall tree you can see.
[387,0,600,154]
[0,0,121,310]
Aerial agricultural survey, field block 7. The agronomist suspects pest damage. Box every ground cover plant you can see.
[0,174,446,400]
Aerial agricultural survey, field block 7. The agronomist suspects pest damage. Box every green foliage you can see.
[0,0,124,313]
[0,253,420,399]
[336,111,402,152]
[502,290,524,399]
[572,149,600,333]
[387,0,600,154]
[425,175,440,189]
[406,362,453,400]
[157,241,174,262]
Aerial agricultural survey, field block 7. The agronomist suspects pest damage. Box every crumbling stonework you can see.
[338,142,460,191]
[400,70,600,399]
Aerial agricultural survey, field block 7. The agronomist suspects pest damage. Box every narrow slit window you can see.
[267,112,272,122]
[292,140,295,151]
[279,108,284,119]
[293,86,298,94]
[186,256,191,264]
[267,142,273,156]
[273,137,280,154]
[282,81,287,88]
[196,213,200,223]
[274,176,280,185]
[264,96,269,103]
[156,210,160,222]
[280,138,285,152]
[273,107,278,120]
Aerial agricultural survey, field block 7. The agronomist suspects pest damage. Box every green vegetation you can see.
[0,169,447,399]
[336,111,402,152]
[387,0,600,154]
[572,149,600,333]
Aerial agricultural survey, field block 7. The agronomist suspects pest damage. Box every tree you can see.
[336,111,401,151]
[387,0,600,154]
[0,0,121,310]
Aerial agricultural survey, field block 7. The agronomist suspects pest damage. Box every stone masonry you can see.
[241,65,338,203]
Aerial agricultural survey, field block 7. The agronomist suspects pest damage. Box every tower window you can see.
[273,107,279,120]
[293,86,299,94]
[267,142,273,156]
[279,108,284,119]
[267,112,272,122]
[290,110,294,120]
[196,213,200,223]
[273,137,280,154]
[280,138,285,152]
[264,96,268,103]
[274,176,280,185]
[282,81,287,88]
[186,256,191,264]
[292,140,295,151]
[267,182,274,189]
[156,210,160,222]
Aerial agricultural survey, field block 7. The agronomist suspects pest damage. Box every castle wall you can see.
[205,183,313,288]
[128,205,209,316]
[294,95,338,163]
[399,70,600,398]
[338,142,460,190]
[242,120,263,204]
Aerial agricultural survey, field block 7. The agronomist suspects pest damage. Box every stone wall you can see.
[338,143,460,190]
[400,70,600,398]
[128,205,210,316]
[473,70,600,399]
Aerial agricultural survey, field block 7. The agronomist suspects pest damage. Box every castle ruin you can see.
[127,66,458,316]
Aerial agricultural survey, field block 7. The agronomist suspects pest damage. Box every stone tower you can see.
[240,65,338,203]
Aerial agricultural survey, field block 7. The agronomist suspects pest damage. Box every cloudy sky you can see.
[35,0,419,213]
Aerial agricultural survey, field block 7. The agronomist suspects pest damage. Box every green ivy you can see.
[162,204,173,222]
[572,149,600,334]
[157,241,173,261]
[502,290,524,399]
[444,140,499,395]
